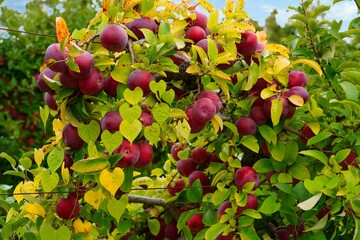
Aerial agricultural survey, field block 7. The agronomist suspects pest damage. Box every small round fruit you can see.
[177,158,196,177]
[235,166,259,190]
[171,143,187,161]
[184,26,206,43]
[237,193,258,213]
[103,75,119,97]
[45,92,58,111]
[193,98,217,122]
[134,141,153,169]
[187,10,208,30]
[113,140,140,168]
[139,113,154,126]
[236,30,258,56]
[250,106,267,125]
[37,68,57,92]
[127,69,155,95]
[198,91,221,113]
[100,24,128,52]
[188,170,208,186]
[56,195,80,219]
[62,123,84,150]
[125,17,158,40]
[78,69,104,95]
[45,43,69,72]
[101,111,123,133]
[288,70,308,87]
[185,108,206,133]
[69,51,95,79]
[187,213,204,233]
[286,86,309,103]
[59,70,79,88]
[191,147,208,165]
[168,178,186,196]
[235,117,257,137]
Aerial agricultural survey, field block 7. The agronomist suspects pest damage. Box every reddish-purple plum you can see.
[263,97,289,118]
[56,195,80,219]
[286,86,309,103]
[45,92,58,111]
[177,158,196,177]
[235,167,259,190]
[187,213,204,232]
[185,108,206,133]
[237,193,258,213]
[125,17,158,40]
[62,123,84,150]
[139,113,154,126]
[37,68,57,92]
[250,106,267,125]
[69,51,95,79]
[45,43,69,72]
[168,178,186,196]
[300,125,315,144]
[78,69,104,95]
[171,143,187,161]
[193,98,217,122]
[101,111,123,133]
[100,24,128,52]
[59,70,79,88]
[188,170,208,186]
[184,26,206,43]
[164,221,180,240]
[288,70,308,87]
[235,117,257,137]
[236,31,258,56]
[191,147,208,165]
[127,69,155,95]
[187,10,208,30]
[113,140,140,168]
[103,75,120,97]
[134,141,153,169]
[198,91,221,112]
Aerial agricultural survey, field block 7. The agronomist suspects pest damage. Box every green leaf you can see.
[141,0,154,14]
[244,63,259,90]
[187,179,203,203]
[78,120,101,144]
[162,89,175,105]
[177,209,198,233]
[71,157,109,173]
[258,195,280,214]
[298,193,322,210]
[152,103,170,124]
[123,87,143,105]
[253,158,273,173]
[41,170,59,194]
[202,210,214,226]
[101,130,123,155]
[270,141,286,161]
[120,103,142,123]
[40,105,50,132]
[207,39,218,62]
[205,223,230,240]
[158,22,170,36]
[40,224,71,240]
[107,195,128,223]
[141,29,157,44]
[120,167,133,192]
[150,80,167,98]
[340,81,358,100]
[335,149,351,163]
[299,150,328,166]
[178,120,191,140]
[271,98,283,126]
[223,122,239,137]
[305,213,328,232]
[3,171,25,178]
[66,56,80,73]
[240,228,260,240]
[289,162,310,181]
[258,125,277,144]
[144,122,161,145]
[0,152,16,167]
[20,157,32,170]
[111,54,132,84]
[307,132,333,145]
[120,119,142,143]
[47,148,65,174]
[240,135,259,152]
[284,141,298,165]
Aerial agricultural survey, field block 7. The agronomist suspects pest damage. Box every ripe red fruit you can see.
[288,70,308,87]
[127,69,155,95]
[188,170,208,186]
[193,98,217,122]
[187,213,204,232]
[339,152,359,170]
[45,43,69,72]
[285,105,296,119]
[164,221,180,240]
[215,231,236,240]
[139,113,154,126]
[59,152,74,175]
[177,158,196,177]
[134,141,153,169]
[100,24,128,52]
[185,108,206,133]
[152,219,165,240]
[78,69,104,95]
[101,111,123,133]
[45,92,58,111]
[289,220,305,240]
[261,142,271,157]
[236,30,258,56]
[196,39,223,57]
[168,178,186,196]
[251,96,265,108]
[27,138,35,145]
[198,91,221,113]
[187,10,208,30]
[249,78,269,93]
[300,125,315,144]
[113,140,140,168]
[191,147,208,165]
[37,68,57,92]
[56,195,80,219]
[125,17,158,40]
[277,229,291,240]
[250,106,267,125]
[103,75,119,97]
[237,193,258,213]
[235,117,257,137]
[217,201,232,220]
[235,167,259,190]
[69,51,95,79]
[286,86,309,103]
[184,26,206,43]
[62,123,84,150]
[59,70,79,88]
[171,143,187,161]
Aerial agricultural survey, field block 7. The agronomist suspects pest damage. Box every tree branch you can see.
[78,33,100,49]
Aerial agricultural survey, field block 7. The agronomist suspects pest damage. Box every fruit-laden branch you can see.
[127,194,181,220]
[78,33,100,49]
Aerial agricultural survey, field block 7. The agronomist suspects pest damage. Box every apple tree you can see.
[1,0,360,239]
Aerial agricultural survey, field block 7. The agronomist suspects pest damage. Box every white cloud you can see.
[261,5,294,27]
[328,2,358,21]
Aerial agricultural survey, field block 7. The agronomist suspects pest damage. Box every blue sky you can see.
[1,0,358,29]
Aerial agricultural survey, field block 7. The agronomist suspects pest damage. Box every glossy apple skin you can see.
[100,24,128,52]
[139,113,154,126]
[113,140,140,168]
[101,111,123,133]
[187,10,208,30]
[59,70,79,88]
[188,170,208,186]
[164,221,180,240]
[235,117,257,137]
[56,195,80,219]
[62,123,84,150]
[236,30,258,56]
[103,75,119,97]
[198,91,221,113]
[235,167,259,190]
[237,193,258,213]
[69,51,95,79]
[78,69,104,95]
[171,143,187,161]
[168,178,186,196]
[185,108,206,133]
[217,201,232,220]
[193,98,217,122]
[191,147,208,165]
[187,213,204,232]
[286,86,309,103]
[45,43,69,72]
[288,70,308,87]
[177,158,196,177]
[125,17,158,40]
[250,106,267,125]
[184,26,206,43]
[37,68,57,92]
[127,69,155,96]
[133,141,153,169]
[45,92,58,111]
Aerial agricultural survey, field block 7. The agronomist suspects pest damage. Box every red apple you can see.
[127,69,155,95]
[250,106,267,125]
[185,108,206,133]
[288,70,308,87]
[45,92,58,111]
[37,68,57,92]
[56,195,80,219]
[235,167,259,190]
[188,170,208,186]
[187,10,208,30]
[62,123,84,150]
[100,24,128,52]
[101,111,123,133]
[235,117,257,137]
[113,140,140,168]
[168,178,186,196]
[78,69,104,95]
[164,221,179,240]
[59,70,79,88]
[134,141,153,169]
[236,30,258,56]
[125,17,158,40]
[69,51,95,79]
[286,86,309,103]
[184,26,206,43]
[45,43,69,72]
[191,147,208,165]
[198,91,221,113]
[187,213,204,232]
[171,143,187,161]
[193,98,217,122]
[177,158,196,177]
[104,75,120,97]
[139,113,154,126]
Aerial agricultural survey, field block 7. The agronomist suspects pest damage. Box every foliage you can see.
[0,0,360,239]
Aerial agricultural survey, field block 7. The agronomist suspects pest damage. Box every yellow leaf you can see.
[53,119,65,144]
[24,202,45,218]
[84,188,106,210]
[226,0,234,12]
[22,181,38,198]
[14,182,24,203]
[218,25,243,35]
[181,0,192,8]
[235,0,245,12]
[308,122,320,135]
[186,65,201,74]
[102,0,114,13]
[170,19,188,34]
[222,10,250,20]
[123,0,142,11]
[133,171,141,177]
[212,115,223,133]
[144,9,158,18]
[288,95,304,107]
[256,31,267,44]
[34,149,44,167]
[234,21,255,32]
[196,0,215,13]
[273,57,290,75]
[291,59,323,76]
[6,208,17,223]
[73,219,93,234]
[61,162,70,184]
[56,17,72,45]
[207,9,219,33]
[264,44,290,58]
[210,70,231,80]
[100,168,125,197]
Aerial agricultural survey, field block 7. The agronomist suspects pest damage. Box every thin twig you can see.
[78,33,100,48]
[128,40,136,64]
[0,27,57,38]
